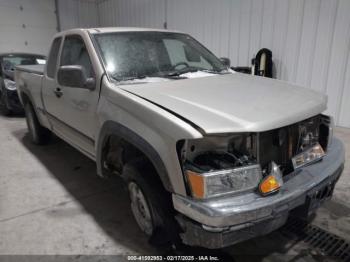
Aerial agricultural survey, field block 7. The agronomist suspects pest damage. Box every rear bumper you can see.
[173,137,345,248]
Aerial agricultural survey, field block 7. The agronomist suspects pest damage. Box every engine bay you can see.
[179,114,332,176]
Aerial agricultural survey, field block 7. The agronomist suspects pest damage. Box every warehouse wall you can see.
[96,0,350,128]
[0,0,57,55]
[97,0,165,28]
[57,0,99,30]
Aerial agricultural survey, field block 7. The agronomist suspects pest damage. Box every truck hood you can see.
[121,73,327,133]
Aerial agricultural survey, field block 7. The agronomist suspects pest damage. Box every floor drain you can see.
[281,219,350,261]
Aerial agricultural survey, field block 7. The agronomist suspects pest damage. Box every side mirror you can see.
[57,65,95,90]
[220,57,231,68]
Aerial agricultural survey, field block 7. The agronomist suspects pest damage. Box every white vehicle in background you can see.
[15,27,344,249]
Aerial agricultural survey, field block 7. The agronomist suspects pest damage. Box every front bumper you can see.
[173,137,345,248]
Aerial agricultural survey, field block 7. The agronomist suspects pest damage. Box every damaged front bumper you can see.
[173,137,345,249]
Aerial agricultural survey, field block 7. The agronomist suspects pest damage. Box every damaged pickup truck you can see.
[15,28,345,249]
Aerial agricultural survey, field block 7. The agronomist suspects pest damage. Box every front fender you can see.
[96,120,173,192]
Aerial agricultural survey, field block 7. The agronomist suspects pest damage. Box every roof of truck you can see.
[57,27,183,36]
[87,27,182,34]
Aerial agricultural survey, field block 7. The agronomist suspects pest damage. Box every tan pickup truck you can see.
[15,27,344,249]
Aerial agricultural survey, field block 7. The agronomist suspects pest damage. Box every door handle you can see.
[54,87,63,98]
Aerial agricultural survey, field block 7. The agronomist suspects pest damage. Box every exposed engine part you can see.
[188,151,252,172]
[179,133,257,173]
[178,115,331,179]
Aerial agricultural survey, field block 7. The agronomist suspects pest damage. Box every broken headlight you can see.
[292,142,325,169]
[297,114,333,153]
[178,133,262,199]
[291,115,331,169]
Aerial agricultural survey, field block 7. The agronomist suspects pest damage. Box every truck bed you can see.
[15,64,49,127]
[15,64,44,75]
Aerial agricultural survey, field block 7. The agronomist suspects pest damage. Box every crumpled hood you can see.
[121,73,327,133]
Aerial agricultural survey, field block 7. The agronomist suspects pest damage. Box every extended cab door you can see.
[42,33,101,159]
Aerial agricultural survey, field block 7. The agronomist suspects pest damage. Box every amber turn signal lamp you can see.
[186,170,205,199]
[259,175,281,196]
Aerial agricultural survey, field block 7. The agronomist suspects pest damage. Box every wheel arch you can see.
[96,121,173,192]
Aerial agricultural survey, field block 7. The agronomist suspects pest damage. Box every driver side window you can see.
[60,35,94,78]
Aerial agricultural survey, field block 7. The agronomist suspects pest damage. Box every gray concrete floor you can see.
[0,114,349,260]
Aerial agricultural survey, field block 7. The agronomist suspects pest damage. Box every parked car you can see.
[15,28,345,249]
[0,53,45,115]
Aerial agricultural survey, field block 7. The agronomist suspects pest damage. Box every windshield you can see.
[2,55,46,72]
[93,32,227,82]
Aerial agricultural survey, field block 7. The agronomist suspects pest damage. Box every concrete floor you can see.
[0,114,349,260]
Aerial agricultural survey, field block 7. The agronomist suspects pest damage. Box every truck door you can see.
[42,34,100,158]
[42,36,63,127]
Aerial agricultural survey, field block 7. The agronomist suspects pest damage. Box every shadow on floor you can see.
[11,128,316,261]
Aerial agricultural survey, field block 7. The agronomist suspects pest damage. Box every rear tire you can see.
[123,158,180,247]
[24,103,51,144]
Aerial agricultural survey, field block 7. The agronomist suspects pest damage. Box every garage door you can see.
[0,0,57,55]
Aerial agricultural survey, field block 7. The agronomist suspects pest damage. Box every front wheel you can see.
[123,158,180,247]
[24,103,51,144]
[128,181,155,236]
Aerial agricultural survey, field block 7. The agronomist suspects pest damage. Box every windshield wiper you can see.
[111,67,229,82]
[165,67,199,77]
[162,68,228,78]
[111,74,147,82]
[201,69,229,74]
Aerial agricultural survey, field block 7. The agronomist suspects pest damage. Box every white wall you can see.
[96,0,350,128]
[0,0,58,55]
[98,0,165,28]
[57,0,99,30]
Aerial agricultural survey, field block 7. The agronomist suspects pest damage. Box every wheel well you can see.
[102,135,158,178]
[97,121,173,192]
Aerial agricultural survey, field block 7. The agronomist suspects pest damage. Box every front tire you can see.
[24,103,51,144]
[123,158,179,247]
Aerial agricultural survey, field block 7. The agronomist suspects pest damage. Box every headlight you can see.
[178,134,260,199]
[4,79,16,90]
[186,164,262,199]
[292,142,325,169]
